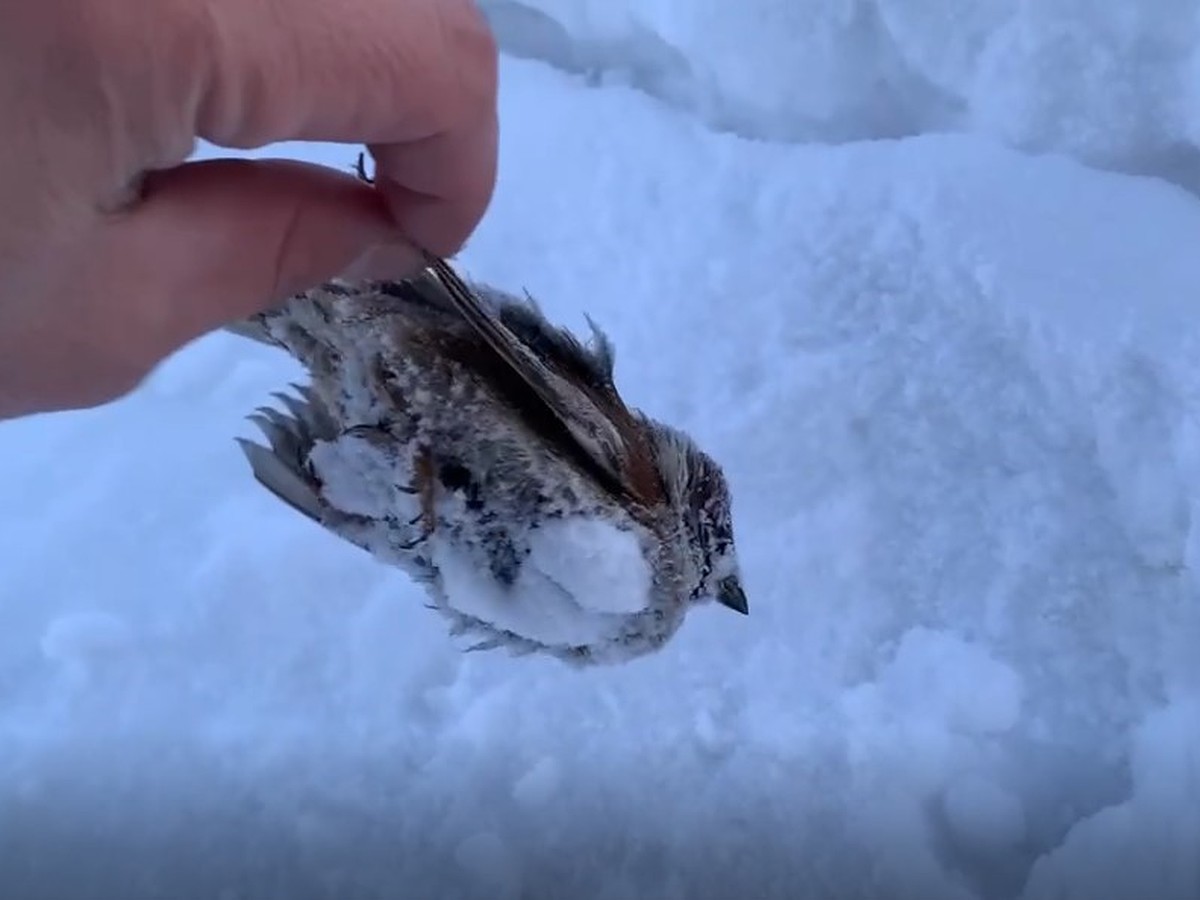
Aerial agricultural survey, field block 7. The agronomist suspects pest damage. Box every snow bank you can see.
[482,0,1200,186]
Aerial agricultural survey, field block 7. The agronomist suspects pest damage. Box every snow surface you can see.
[481,0,1200,189]
[4,3,1200,897]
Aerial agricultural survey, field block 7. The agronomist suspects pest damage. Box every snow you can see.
[304,432,411,520]
[430,523,646,648]
[4,2,1200,897]
[524,517,651,614]
[481,0,1200,184]
[941,772,1028,853]
[39,610,135,686]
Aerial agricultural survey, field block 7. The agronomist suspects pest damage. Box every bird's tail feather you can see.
[224,315,279,348]
[236,386,335,524]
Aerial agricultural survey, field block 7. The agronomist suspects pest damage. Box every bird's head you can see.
[644,420,748,615]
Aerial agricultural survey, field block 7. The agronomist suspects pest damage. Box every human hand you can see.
[0,0,498,420]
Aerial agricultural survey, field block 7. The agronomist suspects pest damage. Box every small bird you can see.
[229,256,747,665]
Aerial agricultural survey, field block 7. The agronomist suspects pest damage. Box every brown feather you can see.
[425,255,665,511]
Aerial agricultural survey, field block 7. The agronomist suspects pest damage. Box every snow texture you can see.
[4,2,1200,897]
[431,517,651,648]
[481,0,1200,191]
[523,518,652,615]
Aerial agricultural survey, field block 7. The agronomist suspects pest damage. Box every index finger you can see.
[195,0,498,254]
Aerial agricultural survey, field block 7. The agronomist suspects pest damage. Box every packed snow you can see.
[4,2,1200,897]
[522,518,652,615]
[481,0,1200,186]
[431,517,652,647]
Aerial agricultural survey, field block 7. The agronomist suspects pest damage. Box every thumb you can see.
[94,157,420,356]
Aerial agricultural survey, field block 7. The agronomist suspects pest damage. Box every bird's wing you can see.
[424,255,632,492]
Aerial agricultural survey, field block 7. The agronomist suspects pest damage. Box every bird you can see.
[228,254,747,665]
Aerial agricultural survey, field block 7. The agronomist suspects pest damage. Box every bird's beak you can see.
[715,576,749,615]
